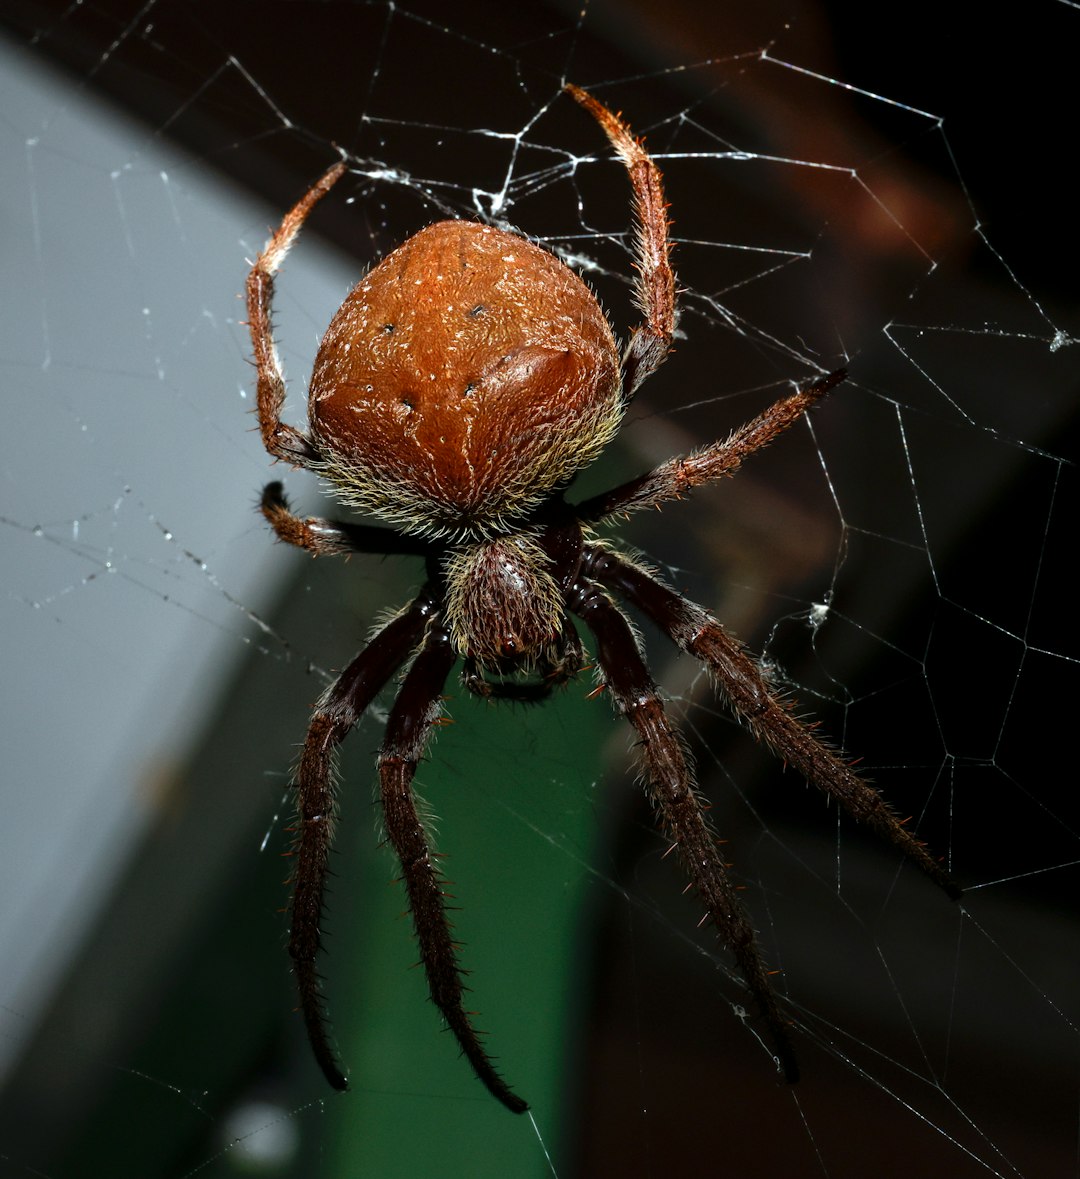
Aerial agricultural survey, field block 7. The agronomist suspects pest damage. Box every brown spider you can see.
[245,84,961,1114]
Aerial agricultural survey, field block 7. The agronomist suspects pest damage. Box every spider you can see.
[245,84,961,1114]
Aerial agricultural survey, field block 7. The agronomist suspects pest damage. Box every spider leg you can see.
[289,590,435,1091]
[378,622,529,1114]
[566,85,676,398]
[246,162,346,467]
[570,579,801,1083]
[588,547,962,900]
[575,368,847,526]
[261,481,430,557]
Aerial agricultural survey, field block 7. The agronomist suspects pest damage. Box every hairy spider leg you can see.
[246,162,346,468]
[261,481,430,558]
[575,368,848,525]
[377,623,530,1114]
[566,84,676,398]
[591,549,962,900]
[289,593,435,1091]
[571,580,801,1082]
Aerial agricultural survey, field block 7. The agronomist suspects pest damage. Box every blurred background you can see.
[1,2,1077,1176]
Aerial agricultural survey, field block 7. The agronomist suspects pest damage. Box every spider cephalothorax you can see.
[245,84,961,1114]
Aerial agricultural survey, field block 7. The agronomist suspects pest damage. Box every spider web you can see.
[1,2,1077,1176]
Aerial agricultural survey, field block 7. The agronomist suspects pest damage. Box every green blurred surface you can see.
[321,684,604,1177]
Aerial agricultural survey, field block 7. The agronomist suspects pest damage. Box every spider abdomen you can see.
[307,221,623,538]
